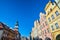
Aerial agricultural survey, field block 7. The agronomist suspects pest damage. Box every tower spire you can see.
[14,21,19,31]
[15,21,19,26]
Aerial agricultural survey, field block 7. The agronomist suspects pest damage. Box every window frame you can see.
[51,15,55,20]
[55,23,59,29]
[55,11,59,16]
[51,25,54,30]
[48,17,51,22]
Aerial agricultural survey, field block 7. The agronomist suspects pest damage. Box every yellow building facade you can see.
[45,1,60,40]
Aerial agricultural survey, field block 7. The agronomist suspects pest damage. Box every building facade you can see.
[0,22,21,40]
[0,22,16,40]
[14,21,21,40]
[39,12,52,40]
[45,1,60,40]
[31,20,40,40]
[36,20,42,40]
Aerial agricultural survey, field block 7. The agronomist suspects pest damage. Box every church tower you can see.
[14,21,19,31]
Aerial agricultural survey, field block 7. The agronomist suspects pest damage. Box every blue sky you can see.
[0,0,54,37]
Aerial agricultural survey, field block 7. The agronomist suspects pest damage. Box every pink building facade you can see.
[40,12,52,40]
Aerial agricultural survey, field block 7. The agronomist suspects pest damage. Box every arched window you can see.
[45,37,51,40]
[56,34,60,40]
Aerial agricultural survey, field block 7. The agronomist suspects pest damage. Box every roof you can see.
[45,1,52,11]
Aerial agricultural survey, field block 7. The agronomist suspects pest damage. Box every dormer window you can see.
[50,8,52,11]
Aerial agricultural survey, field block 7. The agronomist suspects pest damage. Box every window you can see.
[45,21,48,26]
[50,8,52,11]
[47,29,50,33]
[55,11,59,16]
[48,17,51,22]
[51,25,54,30]
[48,12,49,15]
[40,26,41,30]
[42,25,44,28]
[44,16,46,19]
[42,31,44,34]
[40,32,42,36]
[44,30,46,33]
[3,31,8,37]
[55,23,59,29]
[43,24,45,27]
[40,25,42,30]
[16,34,19,38]
[51,15,55,20]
